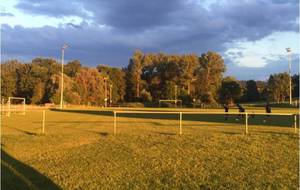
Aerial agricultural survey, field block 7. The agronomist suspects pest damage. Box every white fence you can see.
[3,108,298,135]
[113,111,297,135]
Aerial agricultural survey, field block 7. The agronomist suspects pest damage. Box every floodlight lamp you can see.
[62,44,69,49]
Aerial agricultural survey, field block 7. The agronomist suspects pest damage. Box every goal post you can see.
[7,97,26,116]
[159,99,182,107]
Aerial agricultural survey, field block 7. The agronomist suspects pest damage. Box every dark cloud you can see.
[84,0,184,31]
[2,0,299,79]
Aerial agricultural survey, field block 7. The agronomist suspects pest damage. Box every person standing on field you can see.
[223,103,229,120]
[236,103,245,121]
[263,102,271,123]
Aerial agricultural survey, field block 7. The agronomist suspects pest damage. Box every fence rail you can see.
[113,111,297,135]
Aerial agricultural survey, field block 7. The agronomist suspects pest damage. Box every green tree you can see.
[97,65,126,103]
[31,58,61,103]
[243,80,260,102]
[75,68,105,105]
[218,77,242,104]
[65,60,81,77]
[196,51,226,103]
[267,73,289,102]
[292,74,299,98]
[1,60,21,100]
[15,63,48,104]
[125,50,143,101]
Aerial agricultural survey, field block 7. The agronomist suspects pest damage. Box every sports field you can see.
[1,107,299,189]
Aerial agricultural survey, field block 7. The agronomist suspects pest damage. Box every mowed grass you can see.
[1,107,299,189]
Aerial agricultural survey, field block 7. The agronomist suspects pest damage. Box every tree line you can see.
[1,50,298,106]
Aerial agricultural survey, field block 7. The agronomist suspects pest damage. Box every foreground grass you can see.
[1,108,299,189]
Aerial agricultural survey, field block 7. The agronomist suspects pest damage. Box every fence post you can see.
[42,110,45,133]
[23,100,26,115]
[114,111,117,135]
[294,114,297,134]
[245,113,248,134]
[179,112,182,135]
[7,99,10,117]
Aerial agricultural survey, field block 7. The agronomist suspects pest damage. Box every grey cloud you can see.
[84,0,184,31]
[66,23,82,29]
[215,0,298,41]
[1,24,135,67]
[4,0,299,80]
[0,12,14,17]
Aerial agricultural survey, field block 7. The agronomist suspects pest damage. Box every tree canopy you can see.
[1,51,295,106]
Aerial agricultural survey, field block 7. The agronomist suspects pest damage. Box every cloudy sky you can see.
[1,0,299,80]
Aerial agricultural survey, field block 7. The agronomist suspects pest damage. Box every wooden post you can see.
[114,111,117,135]
[245,113,248,134]
[294,114,297,134]
[179,112,182,135]
[42,110,45,133]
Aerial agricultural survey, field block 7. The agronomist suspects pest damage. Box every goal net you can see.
[7,97,26,116]
[159,99,182,107]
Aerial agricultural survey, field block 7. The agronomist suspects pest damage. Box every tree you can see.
[31,58,61,104]
[65,60,81,77]
[243,80,260,102]
[74,68,105,105]
[292,74,299,98]
[218,77,242,104]
[48,73,81,105]
[1,60,21,100]
[196,51,226,103]
[97,65,126,102]
[125,50,143,101]
[267,73,289,102]
[15,63,48,104]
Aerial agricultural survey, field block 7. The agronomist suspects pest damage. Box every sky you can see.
[1,0,299,80]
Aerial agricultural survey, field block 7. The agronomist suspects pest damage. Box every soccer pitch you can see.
[1,107,299,189]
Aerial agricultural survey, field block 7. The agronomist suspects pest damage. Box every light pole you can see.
[104,77,108,107]
[60,44,68,109]
[174,85,178,107]
[286,48,292,105]
[109,84,113,107]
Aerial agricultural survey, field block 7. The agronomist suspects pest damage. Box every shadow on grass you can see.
[156,132,176,136]
[51,108,297,128]
[64,126,111,137]
[1,149,62,190]
[10,127,37,136]
[252,130,297,137]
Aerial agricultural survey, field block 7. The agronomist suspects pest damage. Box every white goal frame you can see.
[7,97,26,116]
[159,99,182,107]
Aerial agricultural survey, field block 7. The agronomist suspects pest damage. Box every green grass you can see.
[1,107,299,189]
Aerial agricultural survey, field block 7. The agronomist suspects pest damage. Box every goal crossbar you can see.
[159,99,182,107]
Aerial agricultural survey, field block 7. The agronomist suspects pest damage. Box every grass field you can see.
[1,107,299,189]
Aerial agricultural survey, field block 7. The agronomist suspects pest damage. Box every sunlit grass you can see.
[1,107,299,189]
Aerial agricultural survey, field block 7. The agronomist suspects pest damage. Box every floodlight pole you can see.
[104,77,108,107]
[109,84,113,107]
[60,44,68,109]
[175,85,177,100]
[286,48,292,105]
